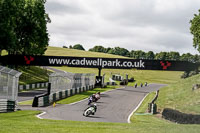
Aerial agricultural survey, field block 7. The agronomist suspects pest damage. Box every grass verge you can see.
[0,110,200,133]
[18,100,33,105]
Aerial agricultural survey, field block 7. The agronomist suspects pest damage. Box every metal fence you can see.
[49,72,95,94]
[0,66,22,101]
[0,66,22,112]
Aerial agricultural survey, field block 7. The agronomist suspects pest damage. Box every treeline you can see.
[64,44,200,63]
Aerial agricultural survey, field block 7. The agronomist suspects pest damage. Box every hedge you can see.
[162,108,200,124]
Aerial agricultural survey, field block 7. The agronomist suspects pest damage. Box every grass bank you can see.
[45,46,126,58]
[52,66,182,85]
[18,66,51,85]
[157,74,200,114]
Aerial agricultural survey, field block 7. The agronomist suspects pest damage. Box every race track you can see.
[38,84,166,123]
[18,89,47,102]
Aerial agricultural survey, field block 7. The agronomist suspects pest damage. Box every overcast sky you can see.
[45,0,200,54]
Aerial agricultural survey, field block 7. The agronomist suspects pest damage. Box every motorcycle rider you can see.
[94,92,100,101]
[88,92,101,105]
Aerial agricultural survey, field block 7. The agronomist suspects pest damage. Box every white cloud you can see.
[45,0,200,54]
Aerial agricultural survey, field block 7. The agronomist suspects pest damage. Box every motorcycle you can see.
[83,104,97,117]
[88,92,100,105]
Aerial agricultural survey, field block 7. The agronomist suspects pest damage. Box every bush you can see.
[181,70,199,79]
[162,108,200,124]
[128,77,135,82]
[181,71,189,78]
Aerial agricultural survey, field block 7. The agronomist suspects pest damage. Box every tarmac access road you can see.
[30,83,166,123]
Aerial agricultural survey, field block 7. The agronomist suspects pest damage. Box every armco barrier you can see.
[162,108,200,124]
[37,85,95,107]
[148,90,159,114]
[18,82,48,91]
[0,99,15,112]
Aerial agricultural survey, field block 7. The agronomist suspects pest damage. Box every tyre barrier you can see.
[112,75,123,81]
[33,85,95,107]
[120,79,128,85]
[106,82,117,85]
[18,82,48,91]
[0,99,15,113]
[162,108,200,124]
[128,77,135,82]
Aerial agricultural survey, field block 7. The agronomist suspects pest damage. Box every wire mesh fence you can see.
[0,66,22,112]
[0,66,22,101]
[49,72,95,94]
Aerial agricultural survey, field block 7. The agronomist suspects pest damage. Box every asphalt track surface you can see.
[18,89,47,102]
[20,83,166,123]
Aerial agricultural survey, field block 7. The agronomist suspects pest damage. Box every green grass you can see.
[45,46,126,58]
[0,110,200,133]
[134,92,156,113]
[52,66,183,85]
[18,66,51,85]
[18,100,33,105]
[57,86,118,104]
[157,74,200,114]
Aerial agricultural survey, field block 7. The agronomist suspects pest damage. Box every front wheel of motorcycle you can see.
[84,110,91,117]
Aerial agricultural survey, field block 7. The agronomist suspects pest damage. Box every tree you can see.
[181,53,193,62]
[155,52,168,60]
[107,48,115,54]
[104,47,112,53]
[89,46,106,53]
[146,51,155,60]
[130,50,146,59]
[190,9,200,52]
[0,0,23,56]
[180,53,196,62]
[112,47,130,56]
[168,51,180,61]
[72,44,85,50]
[63,46,68,48]
[193,54,200,63]
[0,0,50,55]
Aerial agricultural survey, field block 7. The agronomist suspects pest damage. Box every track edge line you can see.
[127,93,149,123]
[36,111,46,119]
